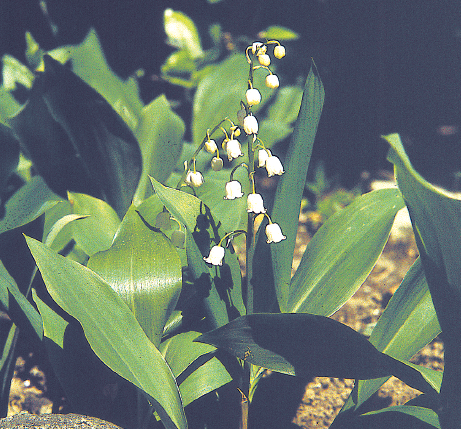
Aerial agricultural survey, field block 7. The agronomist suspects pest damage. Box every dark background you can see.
[1,0,460,187]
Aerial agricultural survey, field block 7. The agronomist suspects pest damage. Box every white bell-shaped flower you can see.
[226,139,243,161]
[203,245,225,265]
[247,193,266,213]
[265,223,286,243]
[185,170,204,187]
[265,155,284,177]
[251,42,264,55]
[246,88,261,106]
[258,149,271,167]
[243,115,258,135]
[204,139,218,153]
[224,181,244,200]
[274,45,286,59]
[265,74,280,89]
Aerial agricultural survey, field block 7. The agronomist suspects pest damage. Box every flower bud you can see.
[224,181,244,200]
[247,193,266,213]
[226,139,243,161]
[258,54,271,67]
[185,170,204,187]
[204,245,225,265]
[204,139,217,153]
[265,155,284,177]
[265,74,279,89]
[258,148,271,167]
[156,211,171,229]
[251,42,263,55]
[171,230,185,248]
[243,115,258,135]
[211,156,223,171]
[273,45,286,59]
[246,88,261,106]
[265,223,286,243]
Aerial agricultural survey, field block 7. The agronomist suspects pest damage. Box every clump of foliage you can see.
[0,8,459,429]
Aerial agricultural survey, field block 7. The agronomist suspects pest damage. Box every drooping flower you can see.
[211,156,223,171]
[243,115,258,135]
[226,139,243,161]
[204,245,225,265]
[258,148,271,167]
[265,74,279,89]
[258,54,271,67]
[273,45,286,59]
[185,170,204,187]
[204,139,218,153]
[246,88,261,106]
[251,42,264,55]
[224,181,244,200]
[265,223,286,243]
[265,155,284,177]
[247,193,266,213]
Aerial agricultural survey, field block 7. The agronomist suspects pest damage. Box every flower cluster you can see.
[202,40,288,266]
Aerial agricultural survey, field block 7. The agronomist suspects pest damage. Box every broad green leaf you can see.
[10,56,142,217]
[159,331,232,406]
[151,178,246,325]
[386,133,461,426]
[269,65,324,311]
[196,313,414,380]
[0,261,42,339]
[133,95,185,203]
[356,406,441,428]
[33,290,141,424]
[46,29,144,128]
[192,53,273,146]
[0,176,60,235]
[0,323,17,416]
[25,236,186,429]
[68,192,120,257]
[341,257,441,412]
[287,188,404,315]
[0,87,22,123]
[88,206,182,347]
[258,26,300,41]
[164,9,204,60]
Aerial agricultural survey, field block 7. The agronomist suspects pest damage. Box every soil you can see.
[5,180,445,428]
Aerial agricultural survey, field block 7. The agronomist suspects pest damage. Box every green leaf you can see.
[159,331,232,406]
[133,95,185,203]
[258,26,300,41]
[25,236,186,429]
[386,133,461,426]
[356,405,441,428]
[287,188,405,315]
[163,9,204,60]
[0,176,60,235]
[88,206,182,347]
[150,179,246,326]
[269,65,324,311]
[1,55,34,91]
[0,261,42,339]
[341,257,441,412]
[68,192,120,257]
[196,313,400,379]
[10,55,142,217]
[0,87,22,124]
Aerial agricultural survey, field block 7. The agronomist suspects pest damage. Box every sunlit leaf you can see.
[287,188,405,315]
[88,206,182,347]
[258,26,300,41]
[68,192,120,257]
[26,236,186,429]
[269,65,324,311]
